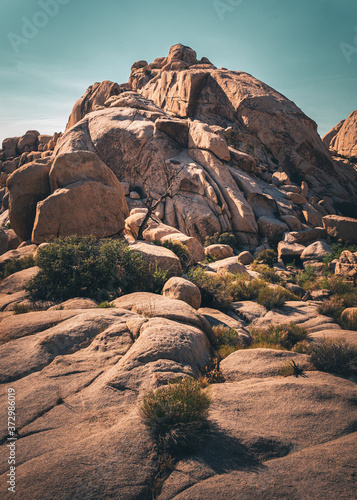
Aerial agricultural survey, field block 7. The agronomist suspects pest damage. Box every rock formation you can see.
[2,44,357,246]
[323,110,357,157]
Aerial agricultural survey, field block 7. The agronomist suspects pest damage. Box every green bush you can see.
[1,255,35,280]
[295,265,318,290]
[204,232,237,248]
[26,236,166,302]
[257,286,291,310]
[310,339,357,377]
[153,240,190,269]
[186,267,233,309]
[254,249,278,268]
[251,263,281,283]
[140,378,211,451]
[250,322,309,350]
[213,325,246,360]
[230,276,267,302]
[98,301,115,309]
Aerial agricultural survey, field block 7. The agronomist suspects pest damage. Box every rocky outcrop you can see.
[42,44,355,247]
[7,159,52,241]
[65,80,122,130]
[323,110,357,157]
[4,151,129,244]
[322,119,345,149]
[323,215,357,243]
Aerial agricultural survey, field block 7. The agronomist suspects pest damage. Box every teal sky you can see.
[0,0,356,144]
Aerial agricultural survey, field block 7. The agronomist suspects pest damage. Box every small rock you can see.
[284,192,307,205]
[205,244,233,260]
[237,251,254,265]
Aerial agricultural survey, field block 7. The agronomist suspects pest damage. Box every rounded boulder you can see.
[162,277,202,309]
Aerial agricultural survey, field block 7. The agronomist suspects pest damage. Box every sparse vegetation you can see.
[278,360,307,377]
[310,339,357,377]
[13,304,30,315]
[98,301,115,308]
[26,236,168,302]
[295,265,318,290]
[250,322,309,350]
[257,286,293,310]
[251,262,281,283]
[254,249,278,268]
[140,378,211,452]
[186,267,233,308]
[213,325,246,360]
[153,240,190,269]
[204,232,237,248]
[224,128,240,150]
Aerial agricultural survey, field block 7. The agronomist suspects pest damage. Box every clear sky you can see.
[0,0,356,144]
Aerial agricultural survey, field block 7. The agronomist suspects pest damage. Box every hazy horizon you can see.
[1,0,356,144]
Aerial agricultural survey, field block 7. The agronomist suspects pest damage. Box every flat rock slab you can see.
[220,348,310,381]
[232,301,267,323]
[309,328,357,346]
[159,372,357,500]
[0,266,40,294]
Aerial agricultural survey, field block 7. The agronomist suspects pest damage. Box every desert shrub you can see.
[98,301,115,308]
[318,297,345,321]
[204,232,237,248]
[251,263,281,283]
[230,276,267,302]
[1,255,35,280]
[186,267,233,308]
[318,282,357,323]
[153,240,190,269]
[13,304,30,315]
[348,156,357,164]
[310,339,357,377]
[26,236,165,302]
[250,322,309,350]
[278,360,306,377]
[213,325,245,360]
[257,286,290,310]
[295,265,318,290]
[318,275,354,295]
[224,128,241,149]
[254,249,278,268]
[140,378,211,451]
